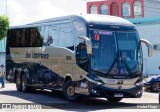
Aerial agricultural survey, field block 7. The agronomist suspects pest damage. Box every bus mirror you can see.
[79,36,92,54]
[140,39,153,57]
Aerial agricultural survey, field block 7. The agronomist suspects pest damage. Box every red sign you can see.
[94,34,100,40]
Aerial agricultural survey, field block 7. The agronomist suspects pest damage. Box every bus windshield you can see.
[90,29,142,78]
[117,31,142,78]
[90,30,117,76]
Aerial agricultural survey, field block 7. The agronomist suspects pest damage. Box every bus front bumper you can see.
[75,78,143,98]
[89,83,143,98]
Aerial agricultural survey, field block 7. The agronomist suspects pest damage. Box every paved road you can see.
[0,83,159,111]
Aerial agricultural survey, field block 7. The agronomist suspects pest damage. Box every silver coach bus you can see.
[6,14,153,102]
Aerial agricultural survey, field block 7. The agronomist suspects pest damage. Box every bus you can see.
[6,14,153,102]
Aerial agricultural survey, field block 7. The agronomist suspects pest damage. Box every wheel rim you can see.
[153,83,160,92]
[67,85,75,97]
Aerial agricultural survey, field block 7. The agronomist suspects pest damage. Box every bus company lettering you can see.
[25,51,49,59]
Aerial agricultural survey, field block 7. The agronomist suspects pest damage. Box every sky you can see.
[0,0,100,26]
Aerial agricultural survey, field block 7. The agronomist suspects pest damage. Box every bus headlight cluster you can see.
[84,75,103,85]
[135,81,143,86]
[94,81,103,85]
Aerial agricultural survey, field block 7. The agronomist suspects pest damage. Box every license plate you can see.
[114,93,123,97]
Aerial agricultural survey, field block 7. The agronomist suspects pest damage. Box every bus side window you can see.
[30,28,36,47]
[75,42,88,71]
[59,23,74,51]
[50,25,59,47]
[7,30,14,47]
[16,30,20,47]
[42,25,53,47]
[35,27,43,47]
[21,29,25,47]
[25,28,30,47]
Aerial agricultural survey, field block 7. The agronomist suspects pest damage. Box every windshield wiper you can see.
[91,69,107,77]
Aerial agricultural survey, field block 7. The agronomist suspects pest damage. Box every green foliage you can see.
[0,15,9,40]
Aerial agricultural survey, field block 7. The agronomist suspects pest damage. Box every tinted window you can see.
[74,21,88,71]
[42,23,74,51]
[59,23,74,50]
[7,28,43,47]
[75,42,88,71]
[90,30,116,73]
[117,31,139,60]
[73,21,86,38]
[50,25,60,47]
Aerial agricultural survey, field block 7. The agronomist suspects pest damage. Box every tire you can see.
[151,82,160,92]
[106,97,123,102]
[63,80,79,102]
[16,74,22,91]
[21,74,31,92]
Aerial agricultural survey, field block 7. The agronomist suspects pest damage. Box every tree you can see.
[0,15,9,40]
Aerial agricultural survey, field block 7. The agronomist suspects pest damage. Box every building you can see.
[87,0,160,18]
[87,0,160,76]
[129,17,160,76]
[0,38,6,66]
[87,0,144,18]
[144,0,160,17]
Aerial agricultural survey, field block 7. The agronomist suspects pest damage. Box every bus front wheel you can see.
[106,97,123,102]
[64,80,79,102]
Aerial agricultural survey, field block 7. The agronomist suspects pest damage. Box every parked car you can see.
[143,75,160,92]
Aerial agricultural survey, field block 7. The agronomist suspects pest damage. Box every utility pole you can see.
[6,0,7,15]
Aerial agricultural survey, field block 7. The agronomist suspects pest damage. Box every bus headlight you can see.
[84,75,103,85]
[135,81,143,86]
[134,78,143,86]
[94,81,103,85]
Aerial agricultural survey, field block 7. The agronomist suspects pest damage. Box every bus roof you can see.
[11,14,135,29]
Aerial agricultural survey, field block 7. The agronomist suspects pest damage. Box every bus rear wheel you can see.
[106,97,123,102]
[21,74,31,92]
[16,74,22,91]
[64,80,79,102]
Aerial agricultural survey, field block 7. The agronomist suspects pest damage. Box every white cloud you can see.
[7,0,28,26]
[0,0,87,26]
